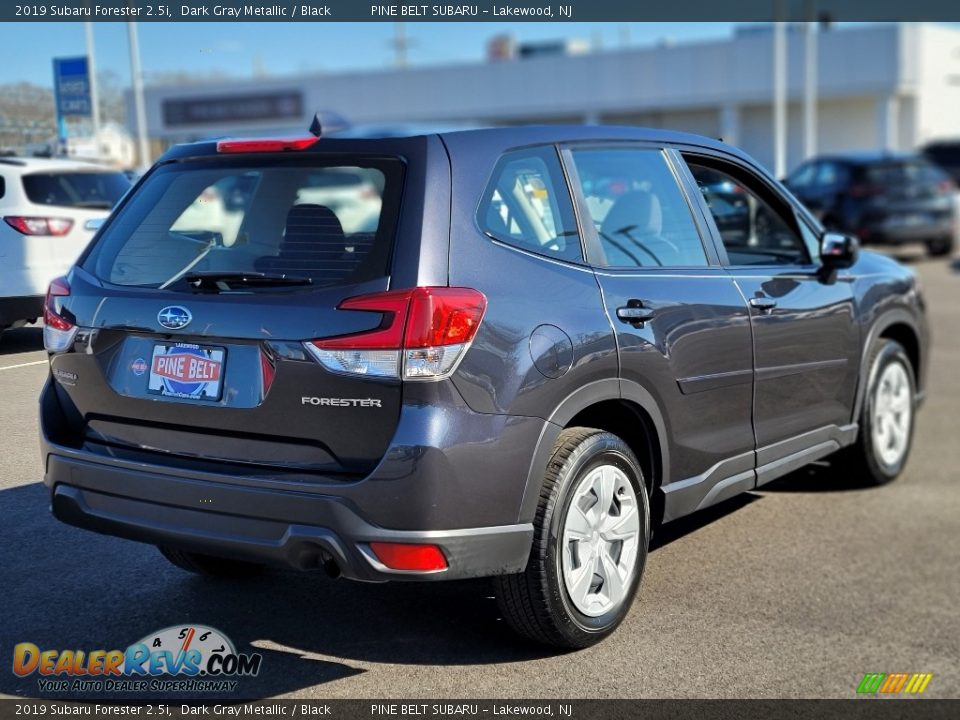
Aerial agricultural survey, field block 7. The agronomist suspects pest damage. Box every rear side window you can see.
[570,148,708,268]
[22,171,129,209]
[83,158,403,289]
[478,147,582,263]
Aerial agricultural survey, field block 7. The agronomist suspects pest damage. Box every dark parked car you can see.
[784,152,956,257]
[40,126,927,648]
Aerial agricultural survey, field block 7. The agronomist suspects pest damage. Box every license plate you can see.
[147,342,225,401]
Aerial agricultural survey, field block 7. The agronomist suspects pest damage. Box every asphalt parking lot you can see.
[1,252,958,700]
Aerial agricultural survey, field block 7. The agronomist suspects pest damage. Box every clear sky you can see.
[2,22,739,88]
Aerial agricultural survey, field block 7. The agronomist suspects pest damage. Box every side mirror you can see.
[820,232,859,270]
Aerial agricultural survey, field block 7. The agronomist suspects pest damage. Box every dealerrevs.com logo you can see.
[13,625,262,694]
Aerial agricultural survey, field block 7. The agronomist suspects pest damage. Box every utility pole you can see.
[127,21,150,168]
[84,21,101,153]
[772,13,787,178]
[803,10,818,160]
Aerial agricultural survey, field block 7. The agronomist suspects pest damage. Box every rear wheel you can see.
[834,340,916,485]
[925,236,955,257]
[494,428,649,648]
[158,546,264,577]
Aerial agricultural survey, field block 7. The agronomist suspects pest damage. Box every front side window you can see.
[83,158,402,289]
[478,147,582,262]
[686,159,811,267]
[570,148,709,268]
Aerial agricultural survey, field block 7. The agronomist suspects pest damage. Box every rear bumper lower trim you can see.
[47,454,533,582]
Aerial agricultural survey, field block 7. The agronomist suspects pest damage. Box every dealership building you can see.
[135,23,960,173]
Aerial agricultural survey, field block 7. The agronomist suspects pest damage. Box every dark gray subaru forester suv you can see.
[40,126,928,648]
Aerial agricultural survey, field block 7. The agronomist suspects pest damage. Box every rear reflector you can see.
[216,137,318,153]
[305,287,487,381]
[4,216,73,236]
[369,542,448,572]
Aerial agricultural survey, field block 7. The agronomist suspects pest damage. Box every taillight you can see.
[848,185,882,198]
[216,137,317,153]
[304,287,487,381]
[369,542,448,572]
[43,276,77,353]
[4,216,73,236]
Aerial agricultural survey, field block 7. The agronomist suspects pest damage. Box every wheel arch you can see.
[854,310,924,422]
[517,379,670,526]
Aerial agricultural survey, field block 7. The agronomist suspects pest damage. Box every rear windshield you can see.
[83,157,404,289]
[864,159,948,185]
[23,171,130,209]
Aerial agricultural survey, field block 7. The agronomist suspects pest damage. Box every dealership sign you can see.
[52,56,92,118]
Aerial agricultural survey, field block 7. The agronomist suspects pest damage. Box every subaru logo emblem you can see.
[157,306,192,330]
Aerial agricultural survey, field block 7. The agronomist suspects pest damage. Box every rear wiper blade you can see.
[73,200,113,209]
[179,271,313,290]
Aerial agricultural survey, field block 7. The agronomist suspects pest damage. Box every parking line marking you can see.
[0,360,47,371]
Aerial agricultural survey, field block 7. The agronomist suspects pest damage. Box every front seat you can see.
[256,204,349,283]
[600,190,677,267]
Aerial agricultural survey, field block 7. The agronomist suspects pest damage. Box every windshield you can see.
[82,157,403,290]
[22,171,130,209]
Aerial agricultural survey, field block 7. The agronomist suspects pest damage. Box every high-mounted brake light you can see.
[303,287,487,380]
[43,276,77,353]
[4,216,73,236]
[216,137,318,154]
[369,542,448,572]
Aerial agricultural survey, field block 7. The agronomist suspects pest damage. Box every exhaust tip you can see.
[322,556,341,579]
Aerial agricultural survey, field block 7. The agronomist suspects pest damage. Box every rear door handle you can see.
[749,297,777,312]
[616,303,655,327]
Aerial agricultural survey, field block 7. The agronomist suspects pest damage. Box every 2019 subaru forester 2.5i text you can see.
[40,126,928,648]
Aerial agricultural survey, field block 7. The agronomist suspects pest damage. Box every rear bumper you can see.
[860,220,954,245]
[40,378,542,581]
[46,454,533,581]
[0,295,43,329]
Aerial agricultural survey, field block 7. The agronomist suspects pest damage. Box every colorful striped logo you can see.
[857,673,933,695]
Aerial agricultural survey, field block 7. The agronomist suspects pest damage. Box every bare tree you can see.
[0,82,56,151]
[96,70,128,126]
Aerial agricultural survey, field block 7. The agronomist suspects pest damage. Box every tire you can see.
[158,546,264,577]
[494,427,650,648]
[925,236,955,257]
[834,340,916,486]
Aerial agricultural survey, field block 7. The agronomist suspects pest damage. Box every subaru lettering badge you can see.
[157,306,192,330]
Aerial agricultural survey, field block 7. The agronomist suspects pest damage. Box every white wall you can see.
[912,23,960,146]
[136,23,960,172]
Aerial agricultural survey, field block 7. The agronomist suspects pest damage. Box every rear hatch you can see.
[48,151,411,479]
[858,158,955,230]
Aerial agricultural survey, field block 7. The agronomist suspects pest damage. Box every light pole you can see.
[773,17,787,178]
[803,18,818,160]
[84,21,101,154]
[127,21,150,168]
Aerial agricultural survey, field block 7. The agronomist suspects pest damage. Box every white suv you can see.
[0,157,130,337]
